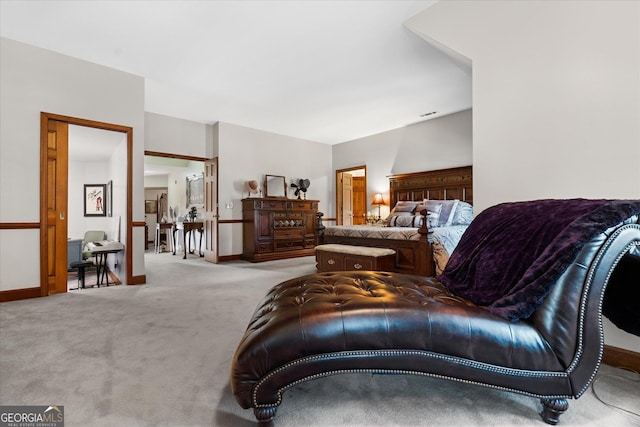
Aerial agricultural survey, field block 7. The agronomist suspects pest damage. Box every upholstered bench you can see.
[315,243,395,272]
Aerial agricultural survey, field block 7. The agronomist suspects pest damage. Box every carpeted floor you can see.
[1,252,639,426]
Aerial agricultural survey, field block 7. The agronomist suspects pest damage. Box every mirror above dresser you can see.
[264,175,286,198]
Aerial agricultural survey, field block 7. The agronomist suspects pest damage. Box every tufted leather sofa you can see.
[230,215,640,425]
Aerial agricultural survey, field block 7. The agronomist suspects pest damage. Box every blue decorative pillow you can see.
[451,201,473,225]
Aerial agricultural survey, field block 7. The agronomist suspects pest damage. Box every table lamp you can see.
[371,193,385,220]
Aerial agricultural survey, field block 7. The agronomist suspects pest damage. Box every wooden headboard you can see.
[388,166,473,208]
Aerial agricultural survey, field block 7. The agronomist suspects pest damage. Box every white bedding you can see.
[323,225,422,241]
[431,225,468,275]
[323,224,468,275]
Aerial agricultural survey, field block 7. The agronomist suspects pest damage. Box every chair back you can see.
[83,230,106,244]
[530,215,640,396]
[82,230,106,258]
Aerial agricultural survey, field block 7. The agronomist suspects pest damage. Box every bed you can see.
[320,166,473,277]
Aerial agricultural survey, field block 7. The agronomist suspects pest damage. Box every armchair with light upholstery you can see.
[82,230,106,261]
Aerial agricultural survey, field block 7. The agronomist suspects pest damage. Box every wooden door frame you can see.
[335,165,366,226]
[203,157,219,263]
[40,112,134,293]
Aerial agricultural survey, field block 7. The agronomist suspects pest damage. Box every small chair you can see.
[82,230,107,261]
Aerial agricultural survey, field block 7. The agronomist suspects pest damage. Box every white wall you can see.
[144,175,169,188]
[0,36,146,290]
[217,122,333,256]
[406,1,640,351]
[407,1,640,212]
[332,109,473,220]
[145,112,214,158]
[68,160,110,239]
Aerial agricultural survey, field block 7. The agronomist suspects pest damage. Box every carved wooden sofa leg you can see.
[540,398,568,425]
[254,406,277,426]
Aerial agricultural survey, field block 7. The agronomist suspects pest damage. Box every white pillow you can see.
[424,203,443,229]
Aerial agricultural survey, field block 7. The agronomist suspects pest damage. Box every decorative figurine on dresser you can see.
[241,174,319,262]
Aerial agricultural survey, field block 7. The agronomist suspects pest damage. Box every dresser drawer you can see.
[256,242,273,253]
[274,240,304,251]
[288,201,315,210]
[274,229,304,239]
[257,200,286,210]
[315,245,396,273]
[344,255,374,271]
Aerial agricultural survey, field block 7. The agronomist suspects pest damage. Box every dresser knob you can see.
[327,259,335,265]
[354,263,362,269]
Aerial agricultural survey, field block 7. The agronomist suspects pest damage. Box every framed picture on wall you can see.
[84,184,106,217]
[145,200,157,214]
[186,173,204,207]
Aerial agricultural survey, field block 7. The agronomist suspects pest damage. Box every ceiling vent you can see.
[420,112,437,117]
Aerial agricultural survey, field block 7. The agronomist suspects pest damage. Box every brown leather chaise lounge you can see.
[230,199,640,425]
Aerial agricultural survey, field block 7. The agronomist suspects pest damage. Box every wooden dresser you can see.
[241,198,319,262]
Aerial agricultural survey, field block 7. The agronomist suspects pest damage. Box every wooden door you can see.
[352,176,366,225]
[42,118,68,295]
[203,158,218,263]
[341,173,353,226]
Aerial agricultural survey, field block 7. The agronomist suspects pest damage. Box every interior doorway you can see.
[40,112,133,295]
[143,151,217,263]
[335,166,367,226]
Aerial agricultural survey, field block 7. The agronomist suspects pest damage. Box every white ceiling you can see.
[0,0,471,145]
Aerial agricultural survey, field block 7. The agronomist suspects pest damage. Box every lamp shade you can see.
[371,193,385,205]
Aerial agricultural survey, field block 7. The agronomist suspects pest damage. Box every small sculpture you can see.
[246,180,259,197]
[290,179,310,199]
[188,206,198,221]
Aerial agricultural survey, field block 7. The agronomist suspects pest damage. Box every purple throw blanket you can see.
[439,199,640,321]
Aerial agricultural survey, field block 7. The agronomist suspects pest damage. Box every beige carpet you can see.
[1,253,639,426]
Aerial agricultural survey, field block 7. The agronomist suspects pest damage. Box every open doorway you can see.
[143,151,217,263]
[336,166,367,226]
[40,112,133,295]
[66,125,127,289]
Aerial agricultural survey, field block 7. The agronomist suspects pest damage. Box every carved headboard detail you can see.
[388,166,473,209]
